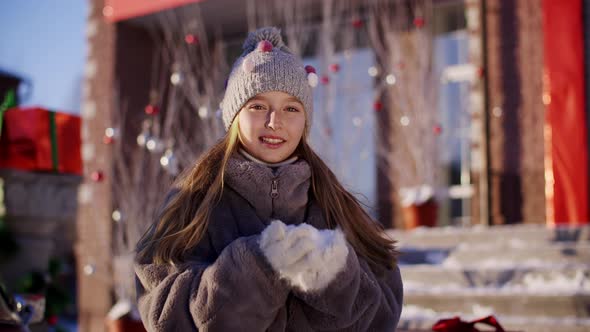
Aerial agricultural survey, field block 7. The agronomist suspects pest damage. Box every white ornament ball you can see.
[308,73,319,87]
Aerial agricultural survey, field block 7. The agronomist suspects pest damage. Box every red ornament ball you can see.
[185,34,198,45]
[329,63,340,73]
[258,40,273,52]
[374,102,383,112]
[433,125,443,136]
[413,17,425,28]
[352,19,363,29]
[320,75,330,85]
[91,171,104,182]
[47,315,58,326]
[304,65,316,74]
[103,135,114,145]
[144,104,159,115]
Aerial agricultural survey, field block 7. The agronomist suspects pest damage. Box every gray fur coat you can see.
[134,153,403,331]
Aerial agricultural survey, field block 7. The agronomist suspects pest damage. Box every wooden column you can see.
[76,1,116,331]
[483,0,545,225]
[518,0,545,224]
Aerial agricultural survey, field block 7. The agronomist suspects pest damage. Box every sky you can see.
[0,0,87,114]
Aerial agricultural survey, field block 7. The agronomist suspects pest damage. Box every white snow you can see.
[401,305,590,326]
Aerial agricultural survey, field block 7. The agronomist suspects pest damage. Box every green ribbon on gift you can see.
[0,89,17,137]
[48,111,59,172]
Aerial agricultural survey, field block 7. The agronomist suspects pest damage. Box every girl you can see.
[135,27,403,331]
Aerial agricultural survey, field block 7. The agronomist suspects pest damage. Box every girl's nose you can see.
[266,110,282,130]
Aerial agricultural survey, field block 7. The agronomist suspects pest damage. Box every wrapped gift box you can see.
[0,107,82,175]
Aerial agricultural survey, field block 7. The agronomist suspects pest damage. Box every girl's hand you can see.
[259,220,349,292]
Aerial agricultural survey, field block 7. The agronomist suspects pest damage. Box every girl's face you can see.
[238,91,306,163]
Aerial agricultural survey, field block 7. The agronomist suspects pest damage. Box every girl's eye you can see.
[286,106,300,113]
[249,104,266,111]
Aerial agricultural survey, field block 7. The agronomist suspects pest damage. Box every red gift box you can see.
[0,107,82,175]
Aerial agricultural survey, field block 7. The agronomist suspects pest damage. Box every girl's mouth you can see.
[260,136,286,149]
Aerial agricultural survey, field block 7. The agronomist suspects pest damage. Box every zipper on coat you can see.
[270,179,279,218]
[270,179,279,198]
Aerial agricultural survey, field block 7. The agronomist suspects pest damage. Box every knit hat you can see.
[221,27,313,132]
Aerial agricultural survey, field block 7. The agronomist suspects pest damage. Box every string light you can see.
[170,72,183,85]
[386,74,397,85]
[146,138,164,153]
[198,106,209,119]
[368,66,379,77]
[160,149,179,175]
[352,117,363,127]
[400,116,410,126]
[112,210,122,222]
[137,133,148,147]
[104,128,115,138]
[83,264,96,276]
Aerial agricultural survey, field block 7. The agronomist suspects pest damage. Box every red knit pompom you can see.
[258,40,273,52]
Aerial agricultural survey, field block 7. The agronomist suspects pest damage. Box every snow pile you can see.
[399,185,434,206]
[401,304,590,327]
[522,270,590,293]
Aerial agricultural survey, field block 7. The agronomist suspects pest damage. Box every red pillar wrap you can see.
[542,0,589,225]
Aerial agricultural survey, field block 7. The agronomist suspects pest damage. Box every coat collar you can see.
[224,151,311,224]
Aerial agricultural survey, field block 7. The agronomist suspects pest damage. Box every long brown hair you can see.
[136,121,397,268]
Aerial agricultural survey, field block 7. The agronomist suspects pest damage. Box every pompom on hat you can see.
[220,27,313,132]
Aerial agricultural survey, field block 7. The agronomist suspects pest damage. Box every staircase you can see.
[387,224,590,332]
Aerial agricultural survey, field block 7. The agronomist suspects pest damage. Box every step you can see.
[400,265,590,290]
[403,290,590,318]
[387,224,590,248]
[399,306,590,332]
[442,243,590,268]
[397,241,590,266]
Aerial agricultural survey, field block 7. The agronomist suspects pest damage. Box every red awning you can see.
[103,0,204,22]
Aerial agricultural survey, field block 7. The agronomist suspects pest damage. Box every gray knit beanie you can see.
[221,27,313,132]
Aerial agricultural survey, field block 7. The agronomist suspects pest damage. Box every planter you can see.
[402,199,438,229]
[106,317,146,332]
[106,300,145,332]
